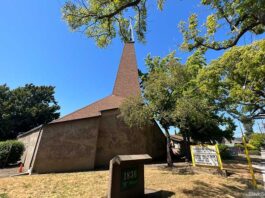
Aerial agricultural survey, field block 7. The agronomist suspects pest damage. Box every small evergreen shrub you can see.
[0,140,24,167]
[218,144,233,159]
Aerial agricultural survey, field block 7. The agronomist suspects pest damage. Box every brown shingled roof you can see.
[52,95,124,123]
[112,42,141,97]
[52,42,140,123]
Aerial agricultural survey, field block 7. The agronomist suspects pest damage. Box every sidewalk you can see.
[0,167,18,178]
[252,150,265,188]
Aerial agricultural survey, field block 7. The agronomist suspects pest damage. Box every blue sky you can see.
[0,0,264,137]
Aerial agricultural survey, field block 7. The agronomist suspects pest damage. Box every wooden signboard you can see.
[190,144,223,169]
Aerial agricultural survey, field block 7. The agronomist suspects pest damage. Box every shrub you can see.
[218,144,233,159]
[249,133,265,151]
[234,142,256,150]
[0,140,24,167]
[248,150,260,155]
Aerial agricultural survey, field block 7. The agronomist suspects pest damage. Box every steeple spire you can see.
[129,19,134,42]
[112,42,141,98]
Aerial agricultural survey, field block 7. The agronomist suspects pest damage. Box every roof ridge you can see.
[53,95,113,123]
[52,95,125,123]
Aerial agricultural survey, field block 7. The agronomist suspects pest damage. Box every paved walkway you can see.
[0,167,18,178]
[253,151,265,189]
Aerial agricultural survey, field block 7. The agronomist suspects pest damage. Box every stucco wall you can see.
[32,118,100,173]
[18,129,41,171]
[95,109,166,167]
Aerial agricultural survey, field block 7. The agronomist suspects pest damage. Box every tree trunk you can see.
[186,133,191,161]
[182,130,190,162]
[164,128,173,167]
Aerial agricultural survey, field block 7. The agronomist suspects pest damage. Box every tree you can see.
[62,0,265,48]
[179,0,265,51]
[241,116,254,138]
[120,51,235,165]
[248,133,265,151]
[0,84,60,140]
[62,0,154,47]
[197,39,265,132]
[0,85,12,140]
[175,50,235,144]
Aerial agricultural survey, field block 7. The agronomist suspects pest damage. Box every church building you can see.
[18,41,166,173]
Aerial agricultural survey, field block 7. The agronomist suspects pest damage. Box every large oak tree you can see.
[197,39,265,135]
[120,51,235,165]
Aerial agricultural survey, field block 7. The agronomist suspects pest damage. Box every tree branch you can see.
[196,22,260,50]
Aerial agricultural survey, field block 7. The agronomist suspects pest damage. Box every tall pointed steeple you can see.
[53,42,141,123]
[129,19,134,42]
[112,42,141,98]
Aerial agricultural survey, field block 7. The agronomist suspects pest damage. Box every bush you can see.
[248,150,260,155]
[0,140,24,167]
[249,133,265,151]
[218,144,233,159]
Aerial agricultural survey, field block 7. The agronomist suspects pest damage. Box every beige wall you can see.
[21,109,166,173]
[32,118,100,173]
[95,109,166,167]
[18,129,41,171]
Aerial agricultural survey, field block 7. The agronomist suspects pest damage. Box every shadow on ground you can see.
[182,179,252,198]
[145,189,175,198]
[156,164,195,176]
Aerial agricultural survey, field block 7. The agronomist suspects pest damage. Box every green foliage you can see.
[0,140,24,167]
[248,133,265,151]
[157,0,165,10]
[0,85,12,140]
[248,150,261,155]
[0,193,8,198]
[197,39,265,123]
[62,0,150,47]
[242,116,254,137]
[120,51,235,144]
[180,0,265,51]
[0,84,60,140]
[234,142,256,150]
[119,96,153,128]
[62,0,264,49]
[218,144,232,159]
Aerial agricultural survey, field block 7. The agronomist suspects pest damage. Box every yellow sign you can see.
[190,144,223,170]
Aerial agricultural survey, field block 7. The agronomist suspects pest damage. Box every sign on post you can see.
[190,144,223,169]
[108,154,152,198]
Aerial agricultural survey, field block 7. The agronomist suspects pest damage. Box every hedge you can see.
[0,140,24,168]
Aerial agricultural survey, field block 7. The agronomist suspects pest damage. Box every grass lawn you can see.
[0,161,262,198]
